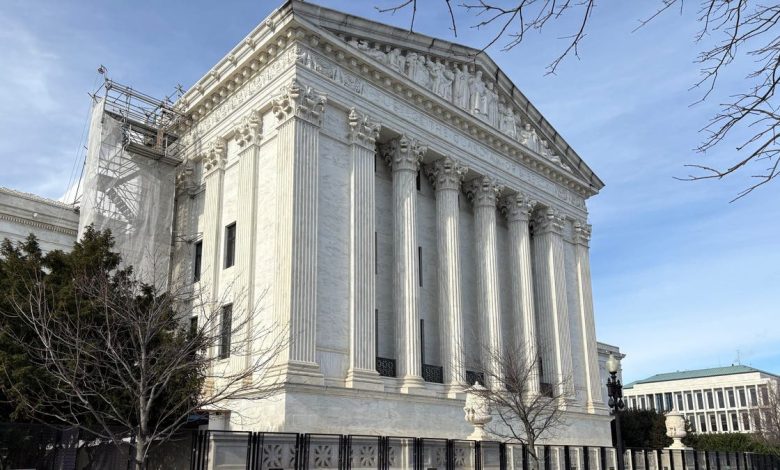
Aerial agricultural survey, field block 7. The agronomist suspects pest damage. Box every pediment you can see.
[288,0,603,190]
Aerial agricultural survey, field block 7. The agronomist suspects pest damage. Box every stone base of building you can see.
[221,383,613,446]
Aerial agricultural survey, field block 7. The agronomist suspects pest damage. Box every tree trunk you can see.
[134,434,146,470]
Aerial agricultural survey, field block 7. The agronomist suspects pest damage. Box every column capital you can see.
[202,138,227,175]
[573,221,592,247]
[175,160,198,195]
[426,157,468,192]
[382,135,426,173]
[235,109,262,148]
[500,192,537,223]
[467,176,504,208]
[347,107,381,149]
[272,78,327,127]
[533,207,565,235]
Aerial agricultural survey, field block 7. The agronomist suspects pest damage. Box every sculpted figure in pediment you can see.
[469,70,486,116]
[428,58,453,100]
[387,48,406,74]
[453,63,470,110]
[366,44,387,63]
[521,123,541,153]
[407,53,431,88]
[498,100,517,139]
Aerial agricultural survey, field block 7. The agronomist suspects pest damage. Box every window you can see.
[690,418,696,432]
[224,223,236,268]
[656,394,665,412]
[676,394,684,411]
[728,389,736,407]
[697,392,704,409]
[189,316,198,337]
[418,246,423,287]
[639,397,646,409]
[193,241,203,282]
[721,414,729,432]
[710,414,718,432]
[717,390,725,408]
[699,415,707,432]
[742,412,751,431]
[750,387,758,406]
[707,391,714,409]
[760,386,769,405]
[739,388,747,407]
[686,393,694,410]
[731,413,739,431]
[416,170,421,191]
[648,394,655,410]
[665,393,673,411]
[219,304,233,359]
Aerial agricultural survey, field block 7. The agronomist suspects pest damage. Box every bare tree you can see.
[468,344,571,470]
[0,242,285,470]
[753,382,780,447]
[377,1,780,199]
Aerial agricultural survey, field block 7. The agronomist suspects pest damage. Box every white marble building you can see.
[162,0,611,444]
[0,187,78,252]
[624,365,779,435]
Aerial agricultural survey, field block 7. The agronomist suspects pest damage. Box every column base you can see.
[346,369,385,391]
[585,400,610,414]
[445,383,467,400]
[274,361,324,386]
[399,376,437,396]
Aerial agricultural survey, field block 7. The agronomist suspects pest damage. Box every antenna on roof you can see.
[735,350,742,366]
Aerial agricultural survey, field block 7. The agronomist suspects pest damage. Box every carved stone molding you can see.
[272,78,327,127]
[347,107,381,149]
[382,135,427,173]
[467,176,503,207]
[573,221,592,247]
[426,157,468,192]
[501,193,536,223]
[235,110,263,148]
[203,138,227,174]
[533,207,565,235]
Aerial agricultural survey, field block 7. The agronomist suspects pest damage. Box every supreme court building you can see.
[72,0,613,444]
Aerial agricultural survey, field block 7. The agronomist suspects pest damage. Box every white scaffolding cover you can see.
[78,97,177,288]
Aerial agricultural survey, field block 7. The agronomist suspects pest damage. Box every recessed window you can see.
[193,241,203,282]
[219,304,233,359]
[707,391,714,409]
[189,316,198,337]
[418,246,423,287]
[721,413,729,432]
[742,412,751,430]
[699,415,706,432]
[728,389,736,407]
[686,393,694,410]
[416,170,421,191]
[697,392,704,409]
[717,390,725,408]
[224,223,236,268]
[738,388,746,407]
[710,414,718,432]
[731,413,739,431]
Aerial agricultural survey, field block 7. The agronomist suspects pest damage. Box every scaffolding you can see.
[78,79,184,288]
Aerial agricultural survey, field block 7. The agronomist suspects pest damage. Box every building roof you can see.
[625,365,778,389]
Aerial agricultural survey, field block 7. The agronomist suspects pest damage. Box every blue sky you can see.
[1,1,777,383]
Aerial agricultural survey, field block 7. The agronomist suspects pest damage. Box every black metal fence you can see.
[1,425,779,470]
[189,431,780,470]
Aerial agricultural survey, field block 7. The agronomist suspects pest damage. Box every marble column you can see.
[234,111,262,372]
[271,79,326,385]
[467,176,505,389]
[532,208,575,398]
[200,138,226,375]
[501,192,540,396]
[573,221,604,411]
[426,157,468,397]
[346,108,383,391]
[384,135,427,393]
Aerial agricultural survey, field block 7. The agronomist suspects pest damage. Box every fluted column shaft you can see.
[532,208,574,397]
[235,112,262,371]
[428,157,468,395]
[502,194,540,396]
[468,176,504,388]
[384,136,427,392]
[346,109,383,390]
[271,80,326,384]
[574,221,604,411]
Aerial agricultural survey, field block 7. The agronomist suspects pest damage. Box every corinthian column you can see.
[501,193,540,396]
[532,208,574,398]
[573,221,605,411]
[426,157,468,397]
[271,79,326,385]
[234,111,262,372]
[346,108,383,391]
[467,176,505,388]
[384,135,427,393]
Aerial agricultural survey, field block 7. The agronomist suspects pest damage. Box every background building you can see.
[0,187,78,252]
[624,365,779,434]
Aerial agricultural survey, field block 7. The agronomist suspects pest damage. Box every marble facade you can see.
[168,0,611,444]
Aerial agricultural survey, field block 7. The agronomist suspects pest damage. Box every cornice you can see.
[0,187,77,211]
[0,213,78,236]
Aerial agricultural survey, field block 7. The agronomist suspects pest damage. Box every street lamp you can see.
[606,353,626,470]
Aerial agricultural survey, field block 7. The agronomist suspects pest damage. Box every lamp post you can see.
[606,353,626,470]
